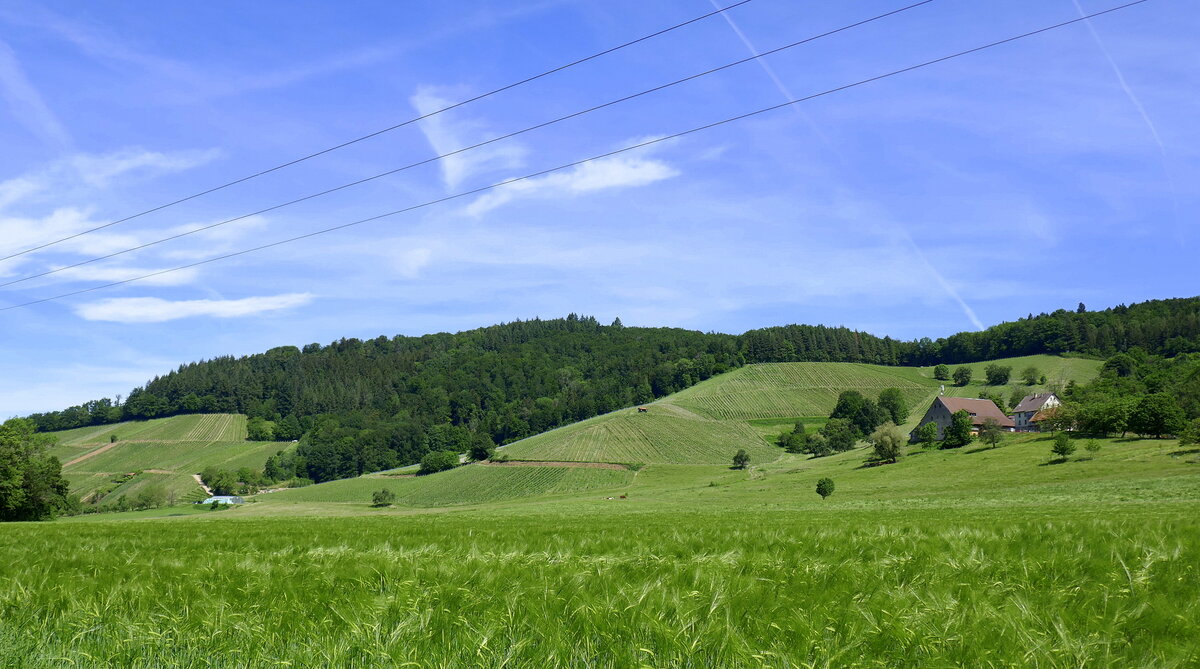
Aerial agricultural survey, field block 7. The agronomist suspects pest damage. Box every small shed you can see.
[200,495,245,505]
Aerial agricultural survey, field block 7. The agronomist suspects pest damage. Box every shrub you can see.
[371,489,397,507]
[1085,440,1102,457]
[419,450,460,475]
[815,477,835,499]
[933,364,950,381]
[1051,432,1076,461]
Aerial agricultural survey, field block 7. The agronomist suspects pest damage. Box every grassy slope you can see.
[265,465,634,507]
[252,356,1103,507]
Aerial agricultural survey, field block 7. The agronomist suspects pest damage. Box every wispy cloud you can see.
[49,264,200,287]
[411,86,527,190]
[0,39,71,149]
[75,293,314,323]
[465,150,678,216]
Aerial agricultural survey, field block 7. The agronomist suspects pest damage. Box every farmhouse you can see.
[1012,393,1060,431]
[909,396,1014,442]
[200,495,244,505]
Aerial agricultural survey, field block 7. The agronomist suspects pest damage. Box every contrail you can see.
[899,230,986,331]
[1071,0,1180,238]
[706,0,836,149]
[1071,0,1166,156]
[706,1,984,330]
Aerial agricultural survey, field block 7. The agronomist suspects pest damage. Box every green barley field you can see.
[6,358,1196,667]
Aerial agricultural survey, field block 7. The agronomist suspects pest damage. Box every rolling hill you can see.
[246,354,1105,507]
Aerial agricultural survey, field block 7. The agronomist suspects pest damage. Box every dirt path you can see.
[481,460,630,471]
[63,441,121,467]
[192,474,213,496]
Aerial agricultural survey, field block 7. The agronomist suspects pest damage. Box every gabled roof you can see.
[1014,393,1058,413]
[936,397,1015,428]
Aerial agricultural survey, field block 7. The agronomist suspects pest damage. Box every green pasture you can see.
[500,405,777,465]
[262,464,634,507]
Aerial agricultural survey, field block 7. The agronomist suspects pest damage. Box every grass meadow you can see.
[2,505,1197,667]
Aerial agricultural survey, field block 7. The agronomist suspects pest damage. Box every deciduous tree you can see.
[953,367,972,387]
[942,410,974,448]
[869,422,905,463]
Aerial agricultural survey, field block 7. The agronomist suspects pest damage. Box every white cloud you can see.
[411,86,527,190]
[465,153,678,216]
[75,293,314,323]
[50,264,200,287]
[0,39,70,148]
[68,148,220,187]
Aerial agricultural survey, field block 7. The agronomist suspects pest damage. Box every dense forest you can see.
[25,297,1200,483]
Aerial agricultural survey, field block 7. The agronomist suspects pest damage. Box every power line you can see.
[0,0,1149,313]
[0,0,934,290]
[0,0,757,264]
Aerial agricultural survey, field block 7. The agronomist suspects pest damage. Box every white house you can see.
[1012,393,1060,432]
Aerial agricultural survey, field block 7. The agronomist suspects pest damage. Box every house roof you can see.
[1014,393,1058,413]
[937,397,1015,428]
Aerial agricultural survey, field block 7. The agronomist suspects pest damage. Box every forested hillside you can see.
[24,298,1200,482]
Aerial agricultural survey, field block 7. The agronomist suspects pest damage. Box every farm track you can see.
[62,441,122,467]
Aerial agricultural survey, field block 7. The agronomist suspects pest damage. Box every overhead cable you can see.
[0,0,934,290]
[0,0,1149,312]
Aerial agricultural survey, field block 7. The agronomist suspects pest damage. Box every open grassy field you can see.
[264,463,635,507]
[3,501,1197,666]
[8,359,1184,667]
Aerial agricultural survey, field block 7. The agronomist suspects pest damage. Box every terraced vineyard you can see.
[62,438,286,504]
[500,404,778,465]
[50,414,248,445]
[263,464,634,507]
[669,362,938,420]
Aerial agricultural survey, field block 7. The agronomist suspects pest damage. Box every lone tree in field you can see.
[869,422,905,464]
[984,364,1011,386]
[732,449,750,470]
[952,366,972,387]
[942,410,974,448]
[1051,432,1076,461]
[978,416,1004,449]
[815,477,835,499]
[933,364,950,381]
[371,488,397,507]
[1021,366,1040,386]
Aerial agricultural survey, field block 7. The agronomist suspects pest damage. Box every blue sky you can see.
[0,0,1195,415]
